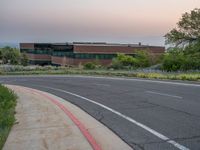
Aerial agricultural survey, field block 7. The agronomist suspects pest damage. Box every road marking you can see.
[93,83,110,87]
[37,85,189,150]
[68,75,200,87]
[146,91,183,99]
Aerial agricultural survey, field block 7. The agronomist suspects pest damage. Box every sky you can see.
[0,0,200,46]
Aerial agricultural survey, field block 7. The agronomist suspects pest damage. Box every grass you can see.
[0,85,17,150]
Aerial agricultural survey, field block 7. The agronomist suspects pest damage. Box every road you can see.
[1,75,200,150]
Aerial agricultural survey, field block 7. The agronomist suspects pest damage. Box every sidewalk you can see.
[3,85,132,150]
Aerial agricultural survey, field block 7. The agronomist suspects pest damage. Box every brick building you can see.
[20,42,165,66]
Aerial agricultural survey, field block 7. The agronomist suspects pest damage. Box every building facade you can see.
[20,42,165,66]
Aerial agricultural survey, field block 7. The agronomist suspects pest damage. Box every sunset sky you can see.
[0,0,199,46]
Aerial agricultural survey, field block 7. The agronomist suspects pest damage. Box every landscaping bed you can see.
[0,65,199,81]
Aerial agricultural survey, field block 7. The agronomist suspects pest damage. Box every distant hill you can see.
[0,42,19,48]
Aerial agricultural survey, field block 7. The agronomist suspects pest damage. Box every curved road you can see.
[1,76,200,150]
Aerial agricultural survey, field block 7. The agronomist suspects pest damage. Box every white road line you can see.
[70,75,200,87]
[39,75,200,87]
[37,85,189,150]
[146,91,183,99]
[93,83,110,87]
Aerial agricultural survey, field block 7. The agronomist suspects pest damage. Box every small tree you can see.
[0,49,2,59]
[1,47,21,64]
[0,49,2,64]
[111,53,139,69]
[21,53,29,66]
[84,62,96,69]
[135,50,151,67]
[162,48,185,71]
[162,48,200,71]
[111,51,156,69]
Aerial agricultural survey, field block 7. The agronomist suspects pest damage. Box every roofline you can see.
[20,42,165,48]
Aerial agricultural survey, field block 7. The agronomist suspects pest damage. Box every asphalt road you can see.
[1,75,200,150]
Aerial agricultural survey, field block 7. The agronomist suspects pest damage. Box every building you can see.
[20,42,165,66]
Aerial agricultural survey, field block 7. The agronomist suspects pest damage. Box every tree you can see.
[0,49,2,60]
[135,50,152,67]
[0,47,21,64]
[162,8,200,71]
[21,53,29,66]
[83,62,96,69]
[165,8,200,47]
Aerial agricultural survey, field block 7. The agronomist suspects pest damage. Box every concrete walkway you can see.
[3,85,132,150]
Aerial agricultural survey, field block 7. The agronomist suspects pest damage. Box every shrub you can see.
[110,51,156,69]
[181,56,200,70]
[162,47,200,71]
[110,57,123,69]
[162,52,184,71]
[135,51,151,67]
[111,53,139,69]
[20,53,29,66]
[84,62,96,69]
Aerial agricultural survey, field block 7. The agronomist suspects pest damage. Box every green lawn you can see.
[0,85,17,149]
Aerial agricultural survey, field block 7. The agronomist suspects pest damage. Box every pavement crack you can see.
[95,111,104,122]
[129,141,145,150]
[172,135,200,141]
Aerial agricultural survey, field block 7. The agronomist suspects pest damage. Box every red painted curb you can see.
[21,86,102,150]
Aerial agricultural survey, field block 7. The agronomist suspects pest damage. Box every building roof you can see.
[20,42,164,48]
[72,42,165,48]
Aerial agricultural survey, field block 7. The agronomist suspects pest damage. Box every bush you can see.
[110,51,156,69]
[135,51,151,67]
[0,85,17,149]
[162,50,184,71]
[84,62,96,69]
[111,53,139,69]
[181,56,200,70]
[162,47,200,71]
[110,57,123,69]
[20,53,29,66]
